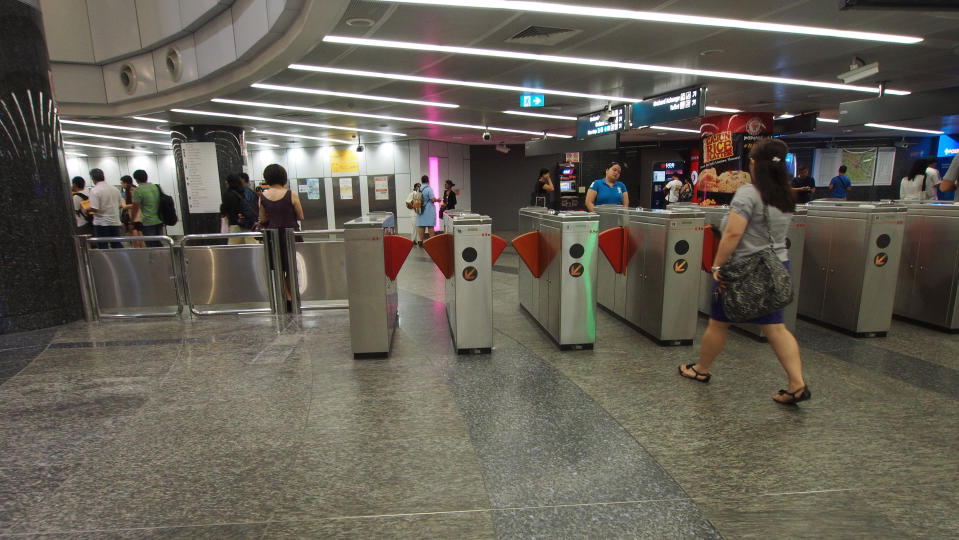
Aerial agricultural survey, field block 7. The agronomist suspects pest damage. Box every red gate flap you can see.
[701,225,717,272]
[511,231,543,278]
[423,233,454,279]
[383,234,415,281]
[491,235,507,266]
[598,226,626,274]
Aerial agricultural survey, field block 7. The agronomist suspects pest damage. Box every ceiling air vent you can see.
[505,25,580,46]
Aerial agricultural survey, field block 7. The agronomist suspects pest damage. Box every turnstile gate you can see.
[423,213,507,353]
[595,207,705,345]
[799,201,906,337]
[513,209,598,349]
[697,205,807,337]
[344,212,414,358]
[893,201,959,331]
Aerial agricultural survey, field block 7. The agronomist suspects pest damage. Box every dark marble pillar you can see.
[0,0,83,333]
[171,125,245,234]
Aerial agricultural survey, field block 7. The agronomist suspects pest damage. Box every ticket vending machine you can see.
[557,162,581,210]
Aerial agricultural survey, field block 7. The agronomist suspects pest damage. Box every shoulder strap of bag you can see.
[762,204,776,248]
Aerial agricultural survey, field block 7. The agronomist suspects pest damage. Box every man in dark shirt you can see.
[791,167,816,203]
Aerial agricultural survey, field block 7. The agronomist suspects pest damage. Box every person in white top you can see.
[87,168,124,248]
[899,159,930,201]
[924,158,942,200]
[943,155,958,193]
[404,182,421,241]
[664,174,683,204]
[71,176,92,235]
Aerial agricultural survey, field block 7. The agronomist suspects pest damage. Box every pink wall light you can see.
[429,156,440,230]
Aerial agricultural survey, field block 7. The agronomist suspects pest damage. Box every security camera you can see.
[482,130,491,141]
[356,144,364,152]
[894,140,910,149]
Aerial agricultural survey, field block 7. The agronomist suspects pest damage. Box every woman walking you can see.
[258,164,304,305]
[678,138,810,405]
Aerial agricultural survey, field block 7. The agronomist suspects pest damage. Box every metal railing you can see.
[286,229,348,314]
[179,231,278,316]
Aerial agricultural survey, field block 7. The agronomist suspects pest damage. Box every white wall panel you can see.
[87,156,123,186]
[50,64,107,104]
[231,0,269,59]
[179,0,221,28]
[266,0,299,27]
[103,52,158,103]
[136,0,183,47]
[194,9,236,78]
[460,159,471,210]
[288,146,331,178]
[40,0,95,63]
[364,142,394,175]
[87,0,141,62]
[249,148,291,181]
[428,140,448,158]
[393,141,410,174]
[65,157,90,186]
[153,34,199,92]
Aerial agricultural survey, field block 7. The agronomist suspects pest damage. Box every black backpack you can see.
[74,193,93,225]
[232,190,258,229]
[156,185,178,226]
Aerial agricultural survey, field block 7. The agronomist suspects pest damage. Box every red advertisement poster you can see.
[689,148,700,202]
[698,113,773,195]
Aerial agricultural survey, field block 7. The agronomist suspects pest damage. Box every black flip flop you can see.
[678,363,711,383]
[774,386,811,405]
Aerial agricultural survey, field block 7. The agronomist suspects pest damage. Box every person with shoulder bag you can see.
[677,138,810,405]
[404,182,421,242]
[221,174,259,244]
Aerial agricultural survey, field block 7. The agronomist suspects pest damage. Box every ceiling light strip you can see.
[246,140,281,147]
[252,129,358,144]
[63,141,153,153]
[705,106,742,113]
[60,119,169,134]
[502,110,576,121]
[288,64,643,103]
[64,151,87,157]
[374,1,922,44]
[648,125,700,134]
[129,116,168,123]
[61,129,171,147]
[210,98,572,138]
[864,122,943,135]
[817,118,839,123]
[251,83,459,108]
[169,108,403,138]
[322,36,911,96]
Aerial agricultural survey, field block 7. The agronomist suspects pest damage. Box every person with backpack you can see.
[221,173,259,244]
[131,170,164,246]
[404,182,421,242]
[71,176,92,235]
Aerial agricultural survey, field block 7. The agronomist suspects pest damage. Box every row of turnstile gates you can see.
[74,199,959,360]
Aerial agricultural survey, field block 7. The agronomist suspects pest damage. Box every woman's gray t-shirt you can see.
[720,184,792,262]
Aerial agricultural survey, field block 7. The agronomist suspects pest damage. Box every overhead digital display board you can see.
[631,86,705,127]
[576,105,628,139]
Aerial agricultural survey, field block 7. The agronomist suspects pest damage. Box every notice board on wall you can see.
[180,142,221,213]
[812,147,896,187]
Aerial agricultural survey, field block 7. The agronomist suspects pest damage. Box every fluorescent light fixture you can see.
[705,106,742,113]
[251,129,353,144]
[60,119,168,134]
[251,83,459,108]
[288,64,643,103]
[502,110,576,121]
[649,125,700,134]
[129,116,168,123]
[817,117,839,123]
[210,98,572,138]
[246,140,280,147]
[374,1,922,44]
[63,141,153,154]
[170,108,406,137]
[864,122,944,135]
[775,114,796,120]
[61,129,170,147]
[322,36,911,96]
[64,151,87,157]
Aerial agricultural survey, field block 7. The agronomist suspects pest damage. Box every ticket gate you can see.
[697,205,807,338]
[514,209,598,349]
[595,205,630,319]
[344,212,415,358]
[799,202,907,337]
[422,213,507,353]
[893,201,959,331]
[596,208,705,345]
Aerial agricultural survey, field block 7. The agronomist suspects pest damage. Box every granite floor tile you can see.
[0,464,75,531]
[0,346,45,385]
[16,346,180,378]
[264,512,497,539]
[7,522,272,539]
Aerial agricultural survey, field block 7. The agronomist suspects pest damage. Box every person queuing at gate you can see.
[238,172,259,221]
[531,167,555,207]
[258,164,304,307]
[585,161,628,211]
[791,167,816,203]
[828,165,852,199]
[120,175,144,248]
[943,154,959,194]
[222,173,259,245]
[416,175,439,245]
[923,158,943,201]
[440,180,457,219]
[131,169,163,246]
[664,173,683,205]
[404,182,421,242]
[900,159,934,201]
[71,176,92,235]
[87,168,123,249]
[678,138,811,405]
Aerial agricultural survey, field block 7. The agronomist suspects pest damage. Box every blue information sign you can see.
[520,94,545,107]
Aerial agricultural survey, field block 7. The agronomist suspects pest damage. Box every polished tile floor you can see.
[1,249,957,538]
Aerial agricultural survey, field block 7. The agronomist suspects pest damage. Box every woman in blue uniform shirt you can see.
[585,162,629,211]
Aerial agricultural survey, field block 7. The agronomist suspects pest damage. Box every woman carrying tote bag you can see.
[678,138,810,405]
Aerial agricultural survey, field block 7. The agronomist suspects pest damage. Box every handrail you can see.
[179,232,263,244]
[79,235,182,319]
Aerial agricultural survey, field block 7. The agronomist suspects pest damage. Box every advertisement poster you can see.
[565,152,580,163]
[339,177,354,200]
[180,142,221,213]
[373,176,390,200]
[698,113,774,195]
[307,178,321,200]
[331,149,360,174]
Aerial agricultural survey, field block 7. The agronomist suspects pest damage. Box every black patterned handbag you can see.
[716,205,793,322]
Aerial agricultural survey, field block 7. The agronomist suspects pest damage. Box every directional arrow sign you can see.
[521,93,545,108]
